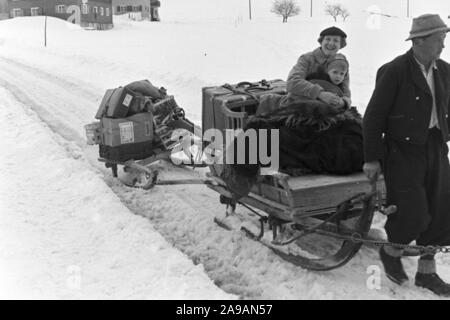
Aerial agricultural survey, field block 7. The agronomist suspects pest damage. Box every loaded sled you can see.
[85,79,436,271]
[201,79,389,270]
[85,81,206,189]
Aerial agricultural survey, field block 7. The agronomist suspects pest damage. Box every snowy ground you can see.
[1,1,450,299]
[0,87,235,299]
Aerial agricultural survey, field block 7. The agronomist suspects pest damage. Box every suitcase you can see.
[99,112,154,162]
[201,79,286,139]
[95,87,139,119]
[100,112,153,147]
[99,141,154,162]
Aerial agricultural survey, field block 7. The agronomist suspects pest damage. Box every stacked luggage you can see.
[202,79,287,138]
[85,79,195,163]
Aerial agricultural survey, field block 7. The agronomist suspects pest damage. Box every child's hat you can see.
[326,54,349,71]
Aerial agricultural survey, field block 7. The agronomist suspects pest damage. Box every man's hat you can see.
[406,14,450,41]
[320,26,347,39]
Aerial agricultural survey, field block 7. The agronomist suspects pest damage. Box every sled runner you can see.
[98,149,169,189]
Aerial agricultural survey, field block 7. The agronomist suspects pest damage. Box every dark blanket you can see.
[221,98,364,199]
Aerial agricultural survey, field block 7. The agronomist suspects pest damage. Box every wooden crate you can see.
[250,173,385,215]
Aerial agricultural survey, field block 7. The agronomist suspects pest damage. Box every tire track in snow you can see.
[0,56,101,101]
[0,57,99,149]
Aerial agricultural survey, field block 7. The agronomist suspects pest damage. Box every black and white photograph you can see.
[1,0,450,301]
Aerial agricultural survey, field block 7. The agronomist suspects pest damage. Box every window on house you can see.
[117,5,126,13]
[106,7,110,16]
[11,8,23,17]
[82,4,88,14]
[30,7,40,16]
[93,6,98,14]
[55,5,66,14]
[100,7,104,16]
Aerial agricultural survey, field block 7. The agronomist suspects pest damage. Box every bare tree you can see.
[324,3,350,22]
[340,7,350,21]
[271,0,301,23]
[324,3,341,22]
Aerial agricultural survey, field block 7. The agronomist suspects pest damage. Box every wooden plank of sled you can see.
[239,194,292,222]
[247,192,290,211]
[247,192,337,218]
[252,173,385,209]
[292,182,370,209]
[249,172,295,208]
[207,184,297,222]
[288,174,385,209]
[135,151,172,166]
[287,173,371,189]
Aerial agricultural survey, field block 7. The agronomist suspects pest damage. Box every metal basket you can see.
[84,122,101,145]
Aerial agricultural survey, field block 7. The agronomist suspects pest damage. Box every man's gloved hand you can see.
[363,161,382,183]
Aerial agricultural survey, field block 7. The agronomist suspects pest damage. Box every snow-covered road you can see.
[0,86,235,299]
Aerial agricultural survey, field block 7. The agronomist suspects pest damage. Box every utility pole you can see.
[249,0,252,20]
[310,0,313,17]
[44,0,47,47]
[407,0,410,18]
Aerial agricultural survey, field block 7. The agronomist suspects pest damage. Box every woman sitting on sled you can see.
[221,27,364,199]
[282,26,351,110]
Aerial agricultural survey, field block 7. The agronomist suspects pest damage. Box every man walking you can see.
[363,14,450,296]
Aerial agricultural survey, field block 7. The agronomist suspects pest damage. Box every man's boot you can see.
[379,246,409,285]
[415,257,450,297]
[415,273,450,297]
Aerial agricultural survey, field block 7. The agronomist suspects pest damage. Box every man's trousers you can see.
[383,128,450,246]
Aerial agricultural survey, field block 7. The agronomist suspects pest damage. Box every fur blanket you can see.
[221,97,364,199]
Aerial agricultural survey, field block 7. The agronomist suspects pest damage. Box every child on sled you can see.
[306,54,349,105]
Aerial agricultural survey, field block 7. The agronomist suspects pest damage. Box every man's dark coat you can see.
[363,49,450,162]
[363,49,450,245]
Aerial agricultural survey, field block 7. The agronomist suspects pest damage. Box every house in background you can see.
[80,0,114,29]
[0,0,9,20]
[112,0,149,20]
[6,0,113,29]
[149,0,159,21]
[112,0,160,21]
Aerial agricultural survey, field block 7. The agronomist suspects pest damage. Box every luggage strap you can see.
[222,80,272,102]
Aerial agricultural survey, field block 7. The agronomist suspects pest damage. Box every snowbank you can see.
[0,88,235,299]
